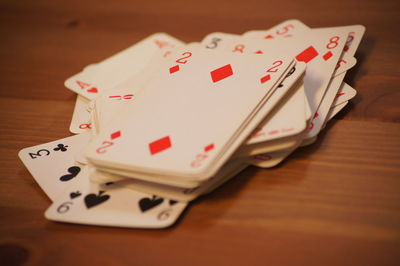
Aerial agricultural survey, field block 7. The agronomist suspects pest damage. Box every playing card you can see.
[90,55,169,134]
[45,168,187,228]
[64,33,184,99]
[245,75,307,145]
[249,74,361,166]
[86,52,284,189]
[305,25,365,139]
[305,72,350,137]
[92,159,248,202]
[85,45,293,180]
[332,82,357,107]
[334,56,357,77]
[88,56,293,185]
[237,132,304,158]
[69,95,92,134]
[92,165,201,188]
[319,101,349,131]
[18,133,91,201]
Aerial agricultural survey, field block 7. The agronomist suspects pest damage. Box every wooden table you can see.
[1,0,399,265]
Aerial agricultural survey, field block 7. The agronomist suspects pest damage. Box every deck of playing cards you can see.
[19,19,365,228]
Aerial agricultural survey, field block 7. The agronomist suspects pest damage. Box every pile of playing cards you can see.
[19,20,365,228]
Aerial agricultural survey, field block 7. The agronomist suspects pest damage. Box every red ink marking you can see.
[210,64,233,83]
[149,136,172,155]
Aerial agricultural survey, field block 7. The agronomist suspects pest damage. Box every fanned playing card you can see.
[45,168,187,228]
[69,95,92,134]
[91,158,248,202]
[305,25,365,139]
[65,33,184,99]
[85,45,293,180]
[18,133,91,201]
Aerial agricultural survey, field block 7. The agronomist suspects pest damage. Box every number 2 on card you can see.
[266,60,283,72]
[175,52,192,64]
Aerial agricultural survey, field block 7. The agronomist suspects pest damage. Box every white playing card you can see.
[306,73,347,136]
[69,95,92,134]
[320,101,349,131]
[64,33,184,100]
[88,57,293,186]
[249,76,359,165]
[235,87,307,157]
[85,44,288,185]
[302,100,349,147]
[89,55,291,185]
[92,158,248,202]
[92,165,201,188]
[333,56,357,77]
[198,58,294,177]
[236,135,301,158]
[18,133,92,201]
[332,82,357,107]
[91,54,170,134]
[246,74,307,144]
[305,25,365,139]
[45,167,187,228]
[85,45,293,180]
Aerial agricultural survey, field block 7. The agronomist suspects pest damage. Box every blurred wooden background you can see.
[0,0,399,265]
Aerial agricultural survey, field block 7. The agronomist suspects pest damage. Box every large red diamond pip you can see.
[210,64,233,83]
[295,46,319,63]
[149,136,172,155]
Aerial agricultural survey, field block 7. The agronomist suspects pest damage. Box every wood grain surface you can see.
[1,0,399,265]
